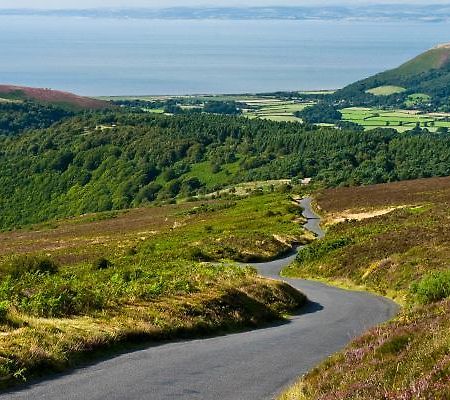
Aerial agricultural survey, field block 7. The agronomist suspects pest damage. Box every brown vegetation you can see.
[281,176,450,399]
[0,85,110,109]
[315,176,450,213]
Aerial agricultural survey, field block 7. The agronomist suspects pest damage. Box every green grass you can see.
[393,45,450,75]
[340,107,450,132]
[243,101,310,123]
[0,190,307,387]
[182,160,241,189]
[405,93,432,107]
[366,85,406,96]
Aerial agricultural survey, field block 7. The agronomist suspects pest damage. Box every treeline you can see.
[115,98,242,115]
[295,103,342,124]
[0,111,449,229]
[0,102,74,135]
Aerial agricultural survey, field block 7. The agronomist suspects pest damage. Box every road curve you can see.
[1,198,399,400]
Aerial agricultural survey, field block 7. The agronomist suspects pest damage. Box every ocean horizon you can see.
[1,16,449,96]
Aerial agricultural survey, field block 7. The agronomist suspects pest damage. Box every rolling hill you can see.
[0,85,110,110]
[0,110,449,230]
[334,43,450,110]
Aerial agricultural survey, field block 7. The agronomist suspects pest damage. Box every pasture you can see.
[243,100,309,122]
[365,85,406,96]
[341,107,450,132]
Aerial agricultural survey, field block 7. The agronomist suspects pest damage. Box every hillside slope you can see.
[281,176,450,399]
[0,191,307,387]
[335,43,450,110]
[0,85,110,110]
[0,111,449,230]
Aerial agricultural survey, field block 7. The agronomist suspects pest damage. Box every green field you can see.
[102,93,309,123]
[365,85,406,96]
[243,101,310,122]
[341,107,450,132]
[405,92,432,107]
[104,92,450,130]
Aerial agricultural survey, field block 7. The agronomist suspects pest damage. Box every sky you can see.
[1,0,449,8]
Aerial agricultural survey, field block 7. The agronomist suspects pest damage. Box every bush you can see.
[376,335,411,356]
[296,237,353,264]
[6,255,59,278]
[204,225,213,233]
[92,257,111,270]
[411,270,450,304]
[188,247,211,262]
[0,301,9,323]
[16,275,106,317]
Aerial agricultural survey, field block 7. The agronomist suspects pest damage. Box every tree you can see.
[296,103,342,124]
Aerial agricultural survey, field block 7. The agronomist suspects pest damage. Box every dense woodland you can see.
[0,102,73,135]
[0,102,449,229]
[295,103,342,124]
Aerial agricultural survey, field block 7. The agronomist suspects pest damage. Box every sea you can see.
[0,16,449,96]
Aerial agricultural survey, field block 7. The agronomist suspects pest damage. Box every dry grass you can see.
[281,299,450,400]
[0,276,305,387]
[0,192,307,387]
[0,203,192,258]
[280,176,450,399]
[315,176,450,213]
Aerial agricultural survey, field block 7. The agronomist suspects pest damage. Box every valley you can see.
[0,38,449,399]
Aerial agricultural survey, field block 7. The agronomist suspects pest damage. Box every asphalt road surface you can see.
[1,198,398,400]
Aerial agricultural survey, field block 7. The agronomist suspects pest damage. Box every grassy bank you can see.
[280,176,450,399]
[0,191,307,387]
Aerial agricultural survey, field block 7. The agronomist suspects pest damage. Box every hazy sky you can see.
[1,0,449,8]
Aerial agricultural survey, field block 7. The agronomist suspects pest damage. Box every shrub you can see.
[204,225,213,233]
[411,270,450,304]
[6,255,59,278]
[17,276,106,317]
[376,334,411,356]
[296,237,353,264]
[188,247,211,262]
[92,257,111,270]
[0,301,9,323]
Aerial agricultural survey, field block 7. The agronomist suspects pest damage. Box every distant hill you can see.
[334,43,450,110]
[386,43,450,76]
[0,85,110,110]
[2,5,450,22]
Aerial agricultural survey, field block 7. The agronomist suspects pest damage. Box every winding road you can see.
[1,198,399,400]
